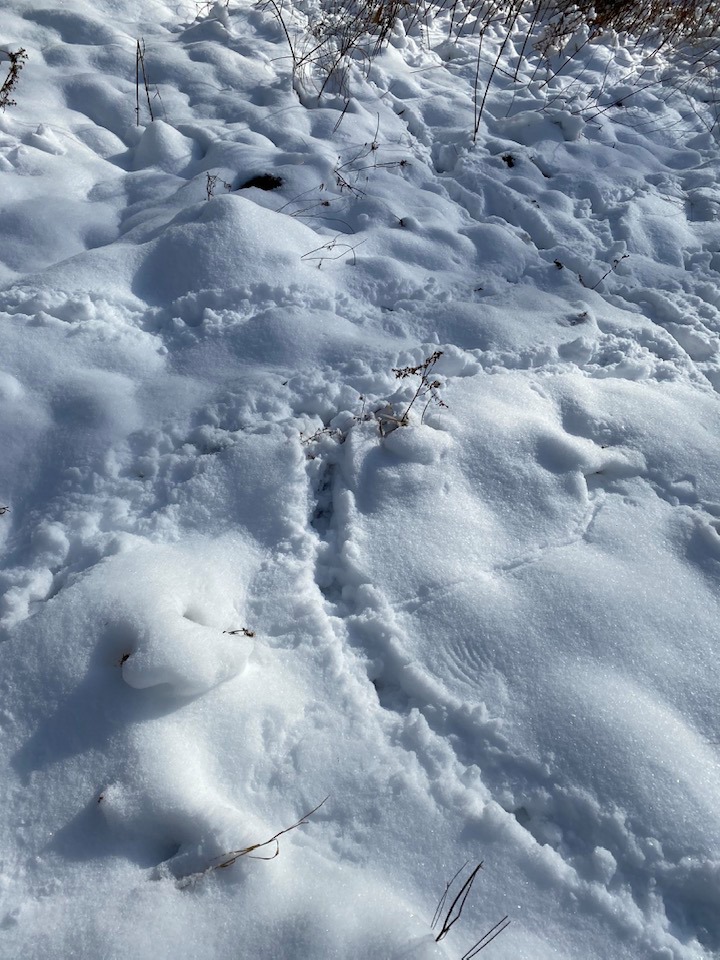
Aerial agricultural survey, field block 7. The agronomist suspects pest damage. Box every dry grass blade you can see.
[434,861,484,942]
[212,796,329,869]
[431,860,509,954]
[461,915,511,958]
[135,38,154,125]
[431,860,470,930]
[301,236,366,266]
[175,797,329,886]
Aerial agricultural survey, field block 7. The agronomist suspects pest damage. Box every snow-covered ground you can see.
[2,1,720,957]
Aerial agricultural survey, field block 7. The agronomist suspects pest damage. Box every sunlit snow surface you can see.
[1,1,720,957]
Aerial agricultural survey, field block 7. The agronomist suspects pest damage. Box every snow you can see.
[1,1,720,958]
